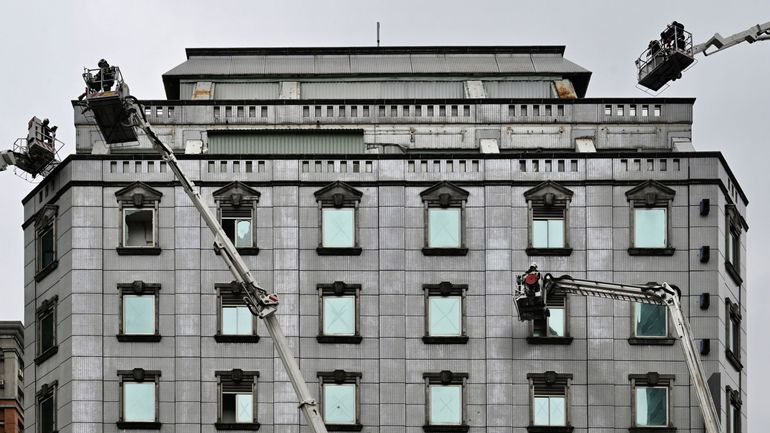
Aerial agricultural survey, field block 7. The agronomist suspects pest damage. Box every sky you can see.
[0,0,767,427]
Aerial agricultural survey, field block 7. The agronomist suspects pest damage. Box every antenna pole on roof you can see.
[377,21,380,47]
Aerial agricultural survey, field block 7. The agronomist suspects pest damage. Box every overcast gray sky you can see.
[1,0,767,427]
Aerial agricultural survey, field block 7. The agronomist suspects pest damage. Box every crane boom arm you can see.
[694,21,770,56]
[540,275,722,433]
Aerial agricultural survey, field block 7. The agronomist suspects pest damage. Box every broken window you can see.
[423,282,467,344]
[318,370,362,428]
[424,371,467,428]
[123,209,155,246]
[216,369,258,428]
[530,292,570,342]
[37,382,57,433]
[115,182,162,254]
[213,182,260,253]
[35,296,58,364]
[118,369,161,428]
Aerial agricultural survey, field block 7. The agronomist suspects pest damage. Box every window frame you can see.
[34,205,59,281]
[423,370,469,432]
[215,369,260,430]
[526,371,573,432]
[626,180,676,256]
[724,205,745,285]
[317,282,362,344]
[725,298,743,371]
[524,181,573,256]
[527,292,573,345]
[117,281,161,342]
[629,302,675,346]
[117,368,162,430]
[317,370,363,431]
[115,182,163,256]
[36,381,57,433]
[213,181,261,255]
[315,181,363,256]
[34,295,58,365]
[629,372,675,431]
[422,282,468,344]
[726,386,742,433]
[215,283,260,343]
[420,182,469,256]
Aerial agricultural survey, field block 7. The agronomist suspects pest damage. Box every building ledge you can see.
[423,425,469,432]
[527,426,574,433]
[725,261,743,285]
[527,336,574,345]
[117,247,162,256]
[316,335,363,344]
[628,428,676,433]
[214,334,261,343]
[34,260,58,282]
[422,247,468,256]
[116,422,162,429]
[726,350,743,371]
[116,334,162,343]
[628,247,675,256]
[628,337,676,346]
[526,247,572,257]
[34,346,58,365]
[316,247,363,256]
[216,247,260,256]
[422,336,469,344]
[326,424,363,432]
[215,422,260,430]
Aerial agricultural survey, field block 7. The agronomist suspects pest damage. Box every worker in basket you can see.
[79,59,116,99]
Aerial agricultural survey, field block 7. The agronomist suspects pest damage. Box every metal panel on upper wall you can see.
[484,81,554,98]
[213,82,281,99]
[300,81,464,99]
[208,131,365,154]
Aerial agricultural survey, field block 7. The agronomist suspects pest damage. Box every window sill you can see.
[422,336,469,344]
[526,247,573,257]
[216,247,260,256]
[215,422,260,430]
[726,350,743,371]
[421,247,469,256]
[724,261,743,285]
[628,428,676,433]
[34,260,59,282]
[316,247,363,256]
[627,247,675,256]
[116,422,162,429]
[527,426,574,433]
[214,334,261,343]
[325,424,363,432]
[116,334,162,342]
[316,335,363,344]
[628,337,676,346]
[423,425,469,432]
[34,345,58,365]
[117,246,162,256]
[527,336,574,345]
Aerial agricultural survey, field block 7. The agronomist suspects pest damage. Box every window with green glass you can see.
[428,208,461,248]
[635,386,668,426]
[124,382,156,422]
[634,303,667,337]
[533,395,566,426]
[533,307,566,337]
[123,295,155,335]
[222,306,253,335]
[429,385,462,425]
[323,296,355,336]
[322,208,355,248]
[428,296,462,337]
[323,383,357,424]
[634,208,667,248]
[223,217,253,248]
[532,219,565,248]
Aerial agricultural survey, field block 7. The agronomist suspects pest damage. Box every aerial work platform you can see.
[81,62,138,144]
[636,22,695,91]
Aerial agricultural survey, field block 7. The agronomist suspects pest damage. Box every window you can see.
[642,105,649,116]
[115,182,162,255]
[118,368,161,429]
[726,386,741,433]
[630,303,675,346]
[216,369,259,429]
[36,381,57,433]
[317,282,361,344]
[35,296,57,365]
[315,182,363,255]
[724,205,745,284]
[318,370,362,431]
[528,292,572,345]
[630,372,674,429]
[34,205,58,281]
[423,371,468,431]
[524,181,573,256]
[117,281,161,342]
[423,282,468,344]
[213,182,261,255]
[215,284,259,343]
[626,180,675,255]
[421,182,469,256]
[604,105,612,115]
[725,298,742,370]
[527,371,572,430]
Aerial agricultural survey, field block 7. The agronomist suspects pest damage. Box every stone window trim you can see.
[524,181,574,257]
[115,182,162,256]
[725,298,743,371]
[626,180,676,256]
[726,386,742,433]
[422,282,469,344]
[117,281,162,342]
[526,371,574,433]
[35,295,58,365]
[317,370,363,431]
[213,181,261,256]
[34,204,59,282]
[527,292,573,345]
[317,282,362,344]
[215,369,260,431]
[36,380,57,433]
[629,372,676,432]
[423,370,469,432]
[629,302,675,346]
[420,181,470,256]
[117,368,162,430]
[724,204,746,285]
[215,283,260,343]
[315,181,363,256]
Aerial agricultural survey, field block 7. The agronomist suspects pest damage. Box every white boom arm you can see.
[537,274,721,433]
[694,21,770,56]
[120,98,329,433]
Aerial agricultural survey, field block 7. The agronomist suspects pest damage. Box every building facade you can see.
[0,321,24,433]
[23,46,747,433]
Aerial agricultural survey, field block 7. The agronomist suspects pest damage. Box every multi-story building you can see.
[0,321,24,433]
[22,46,747,433]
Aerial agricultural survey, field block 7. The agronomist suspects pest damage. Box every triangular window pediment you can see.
[115,182,163,207]
[626,180,675,205]
[314,181,363,207]
[524,181,573,204]
[420,182,469,207]
[213,181,260,207]
[34,204,58,228]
